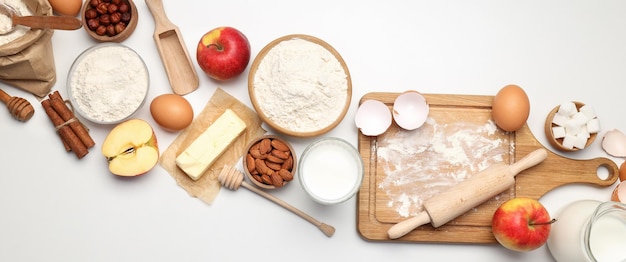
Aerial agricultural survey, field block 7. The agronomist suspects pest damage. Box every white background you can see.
[2,0,626,261]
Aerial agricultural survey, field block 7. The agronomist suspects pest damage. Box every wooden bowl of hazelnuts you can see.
[81,0,137,42]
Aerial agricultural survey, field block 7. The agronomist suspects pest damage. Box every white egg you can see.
[392,91,429,130]
[355,100,392,136]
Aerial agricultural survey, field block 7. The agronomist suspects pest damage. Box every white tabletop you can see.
[2,1,625,261]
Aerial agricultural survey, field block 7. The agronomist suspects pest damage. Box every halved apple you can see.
[102,119,159,176]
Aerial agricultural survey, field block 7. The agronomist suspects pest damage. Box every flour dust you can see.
[376,118,511,218]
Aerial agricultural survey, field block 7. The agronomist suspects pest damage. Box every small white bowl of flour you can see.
[67,43,149,124]
[248,34,352,137]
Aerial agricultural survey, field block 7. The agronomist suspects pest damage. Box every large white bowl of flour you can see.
[67,43,149,124]
[248,34,352,137]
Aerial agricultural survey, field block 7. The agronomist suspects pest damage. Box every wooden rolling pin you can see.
[387,148,548,239]
[0,89,34,121]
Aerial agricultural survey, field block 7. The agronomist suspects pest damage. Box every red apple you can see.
[196,26,251,81]
[491,197,555,252]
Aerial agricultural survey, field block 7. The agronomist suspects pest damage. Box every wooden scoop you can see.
[0,3,81,35]
[387,148,548,239]
[145,0,199,95]
[218,165,336,237]
[0,89,34,121]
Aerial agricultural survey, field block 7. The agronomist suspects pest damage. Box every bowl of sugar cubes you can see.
[544,101,600,151]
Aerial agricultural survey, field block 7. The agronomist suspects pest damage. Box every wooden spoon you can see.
[0,3,82,35]
[218,165,336,237]
[145,0,199,95]
[0,89,34,122]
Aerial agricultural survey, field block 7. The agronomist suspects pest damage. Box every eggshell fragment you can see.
[491,84,530,132]
[355,100,392,136]
[620,160,626,182]
[601,129,626,157]
[611,181,626,203]
[392,91,429,130]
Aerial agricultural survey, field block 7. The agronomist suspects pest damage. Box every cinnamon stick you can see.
[48,91,95,148]
[41,99,88,159]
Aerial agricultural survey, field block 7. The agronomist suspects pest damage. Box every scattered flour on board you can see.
[377,117,511,218]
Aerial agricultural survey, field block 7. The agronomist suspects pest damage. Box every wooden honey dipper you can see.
[218,165,336,237]
[0,89,34,121]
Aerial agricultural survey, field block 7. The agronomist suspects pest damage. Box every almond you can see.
[265,160,282,171]
[259,138,272,154]
[281,156,293,170]
[265,154,285,164]
[270,173,284,188]
[271,139,290,151]
[271,149,290,160]
[261,174,273,185]
[255,158,273,176]
[277,169,293,181]
[246,154,255,173]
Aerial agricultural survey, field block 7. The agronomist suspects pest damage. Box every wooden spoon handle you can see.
[13,15,82,30]
[241,182,335,237]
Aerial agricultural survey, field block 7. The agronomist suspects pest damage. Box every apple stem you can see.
[206,43,223,52]
[529,218,557,226]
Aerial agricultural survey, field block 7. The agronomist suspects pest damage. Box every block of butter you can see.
[176,109,247,180]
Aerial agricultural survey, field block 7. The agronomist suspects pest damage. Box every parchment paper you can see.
[159,88,266,204]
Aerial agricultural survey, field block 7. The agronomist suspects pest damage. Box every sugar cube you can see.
[557,101,577,117]
[579,105,597,119]
[552,114,569,127]
[552,126,566,138]
[571,111,589,126]
[586,118,600,133]
[564,119,583,135]
[573,134,588,149]
[562,134,576,149]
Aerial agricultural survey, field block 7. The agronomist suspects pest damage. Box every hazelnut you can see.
[96,3,109,14]
[86,18,100,30]
[111,0,122,4]
[85,9,98,19]
[114,23,126,34]
[107,3,118,14]
[118,2,129,13]
[95,25,107,35]
[90,0,101,8]
[106,24,116,36]
[99,14,110,26]
[109,12,121,24]
[120,12,131,23]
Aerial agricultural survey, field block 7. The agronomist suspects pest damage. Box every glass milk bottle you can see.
[546,200,626,262]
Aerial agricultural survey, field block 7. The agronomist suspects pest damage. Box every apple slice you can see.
[102,119,159,176]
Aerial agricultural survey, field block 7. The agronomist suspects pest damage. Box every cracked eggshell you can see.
[611,181,626,203]
[392,91,429,130]
[355,100,392,136]
[601,129,626,157]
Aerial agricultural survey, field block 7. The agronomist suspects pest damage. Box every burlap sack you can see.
[0,0,56,98]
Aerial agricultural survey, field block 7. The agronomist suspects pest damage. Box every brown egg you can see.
[48,0,82,16]
[491,84,530,132]
[150,94,193,131]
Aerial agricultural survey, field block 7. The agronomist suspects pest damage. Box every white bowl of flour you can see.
[248,34,352,137]
[67,43,149,124]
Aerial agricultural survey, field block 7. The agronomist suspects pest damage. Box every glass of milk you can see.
[298,137,364,205]
[547,200,626,262]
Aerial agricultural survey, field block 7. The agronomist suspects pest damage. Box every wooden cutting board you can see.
[357,92,619,243]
